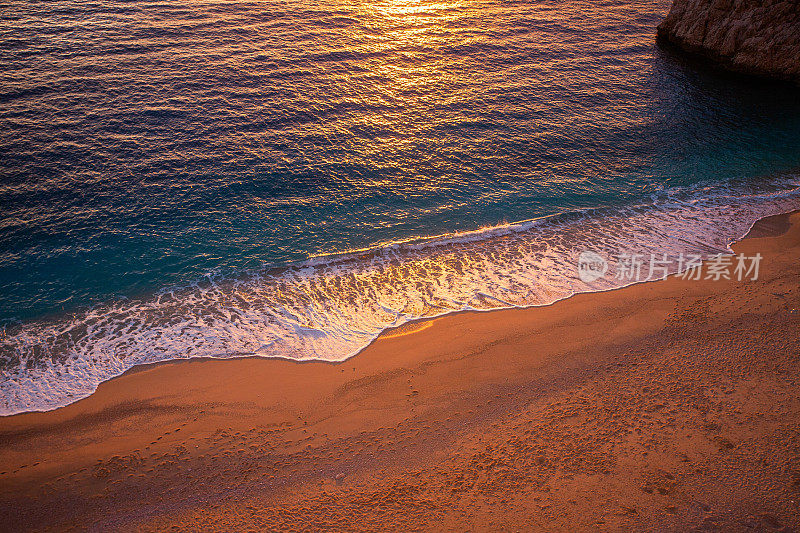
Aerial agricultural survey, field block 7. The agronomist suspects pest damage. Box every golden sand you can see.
[1,213,799,531]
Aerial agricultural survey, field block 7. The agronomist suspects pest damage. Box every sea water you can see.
[2,0,800,414]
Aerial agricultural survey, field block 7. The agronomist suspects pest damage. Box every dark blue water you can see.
[1,0,800,413]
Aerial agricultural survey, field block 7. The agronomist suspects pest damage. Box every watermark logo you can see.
[576,251,762,283]
[577,251,608,283]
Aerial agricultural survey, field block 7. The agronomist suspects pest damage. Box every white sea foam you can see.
[1,176,799,415]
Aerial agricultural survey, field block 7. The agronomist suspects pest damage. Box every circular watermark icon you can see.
[577,250,608,283]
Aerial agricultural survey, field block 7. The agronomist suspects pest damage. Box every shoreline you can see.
[1,208,795,419]
[1,211,799,530]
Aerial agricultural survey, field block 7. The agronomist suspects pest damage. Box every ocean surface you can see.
[2,0,800,414]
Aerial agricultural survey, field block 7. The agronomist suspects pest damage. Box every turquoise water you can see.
[1,0,800,413]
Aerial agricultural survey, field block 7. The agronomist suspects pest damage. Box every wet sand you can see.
[1,212,799,531]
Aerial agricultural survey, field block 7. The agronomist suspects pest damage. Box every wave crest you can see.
[2,176,799,414]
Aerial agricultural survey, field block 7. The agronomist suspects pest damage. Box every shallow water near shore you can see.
[2,0,800,414]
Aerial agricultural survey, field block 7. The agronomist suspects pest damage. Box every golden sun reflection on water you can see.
[369,0,464,17]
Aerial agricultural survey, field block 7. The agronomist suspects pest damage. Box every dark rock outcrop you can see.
[657,0,800,84]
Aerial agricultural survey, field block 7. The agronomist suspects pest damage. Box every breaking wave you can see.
[1,175,799,415]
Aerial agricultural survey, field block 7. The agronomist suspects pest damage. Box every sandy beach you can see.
[1,211,799,531]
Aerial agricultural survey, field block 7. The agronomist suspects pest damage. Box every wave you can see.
[1,175,799,415]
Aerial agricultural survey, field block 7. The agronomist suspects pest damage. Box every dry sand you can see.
[1,212,799,532]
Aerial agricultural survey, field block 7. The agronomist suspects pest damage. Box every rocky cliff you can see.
[657,0,800,84]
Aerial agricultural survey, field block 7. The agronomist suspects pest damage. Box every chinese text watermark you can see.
[577,252,762,283]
